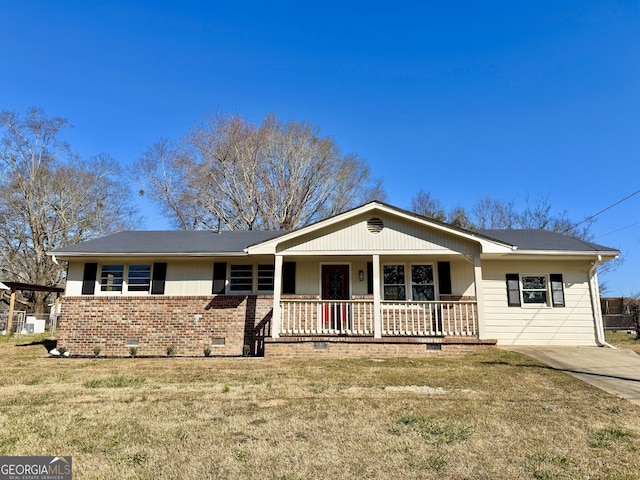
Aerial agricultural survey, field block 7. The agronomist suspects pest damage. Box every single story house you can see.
[50,201,619,357]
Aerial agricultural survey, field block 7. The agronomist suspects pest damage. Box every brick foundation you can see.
[58,295,273,357]
[264,336,496,358]
[58,295,495,358]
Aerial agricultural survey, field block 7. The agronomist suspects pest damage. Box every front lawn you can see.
[1,336,639,479]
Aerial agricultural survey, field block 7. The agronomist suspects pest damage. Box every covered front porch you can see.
[267,251,489,348]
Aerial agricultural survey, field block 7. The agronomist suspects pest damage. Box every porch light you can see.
[359,270,364,281]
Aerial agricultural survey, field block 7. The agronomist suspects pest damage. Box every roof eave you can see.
[50,252,250,259]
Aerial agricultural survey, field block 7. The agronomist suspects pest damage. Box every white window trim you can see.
[97,263,153,296]
[226,263,276,295]
[382,262,438,302]
[228,264,254,294]
[519,273,551,308]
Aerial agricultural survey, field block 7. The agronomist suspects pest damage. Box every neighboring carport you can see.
[508,346,640,406]
[1,282,65,334]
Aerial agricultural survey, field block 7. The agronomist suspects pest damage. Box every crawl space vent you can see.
[367,218,384,234]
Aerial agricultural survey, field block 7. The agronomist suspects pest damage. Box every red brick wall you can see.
[264,339,494,358]
[58,295,273,357]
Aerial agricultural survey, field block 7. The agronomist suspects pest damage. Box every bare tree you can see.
[470,195,593,240]
[134,113,385,231]
[471,196,518,229]
[0,108,137,312]
[410,189,447,222]
[410,190,472,228]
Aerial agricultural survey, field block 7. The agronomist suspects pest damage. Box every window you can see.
[522,275,547,304]
[411,265,435,301]
[128,264,151,292]
[258,264,275,291]
[383,264,436,301]
[230,265,253,292]
[506,273,565,307]
[383,265,406,300]
[100,265,124,292]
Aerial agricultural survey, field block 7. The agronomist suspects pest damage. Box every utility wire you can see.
[595,220,640,239]
[561,187,640,233]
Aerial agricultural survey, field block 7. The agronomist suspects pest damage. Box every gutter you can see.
[589,254,616,349]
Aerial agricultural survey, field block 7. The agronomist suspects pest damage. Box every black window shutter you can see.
[282,262,296,294]
[550,274,565,307]
[81,263,98,295]
[367,262,373,295]
[151,263,167,295]
[506,273,521,306]
[437,262,452,295]
[212,262,227,294]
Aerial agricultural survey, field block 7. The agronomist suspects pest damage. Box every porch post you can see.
[372,254,382,339]
[473,255,486,339]
[272,254,283,338]
[7,289,16,335]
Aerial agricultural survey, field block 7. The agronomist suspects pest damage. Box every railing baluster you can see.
[279,300,478,338]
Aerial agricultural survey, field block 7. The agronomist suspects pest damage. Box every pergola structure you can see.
[0,282,65,334]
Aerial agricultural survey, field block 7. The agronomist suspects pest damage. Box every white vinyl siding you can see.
[482,260,597,346]
[279,213,479,255]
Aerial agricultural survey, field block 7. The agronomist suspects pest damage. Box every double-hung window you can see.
[506,273,565,307]
[383,265,406,300]
[383,264,435,301]
[229,265,253,292]
[411,265,435,301]
[257,264,275,291]
[99,264,154,293]
[522,275,547,304]
[128,264,152,292]
[100,265,124,292]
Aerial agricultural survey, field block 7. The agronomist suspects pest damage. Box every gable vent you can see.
[367,217,384,234]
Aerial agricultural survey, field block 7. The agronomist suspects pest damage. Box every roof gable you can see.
[247,201,513,255]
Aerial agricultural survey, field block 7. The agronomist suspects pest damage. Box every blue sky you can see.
[1,1,639,295]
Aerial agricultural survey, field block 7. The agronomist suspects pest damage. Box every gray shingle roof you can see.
[53,230,285,255]
[476,229,617,253]
[52,226,618,257]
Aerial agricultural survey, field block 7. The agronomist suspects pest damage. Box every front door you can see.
[321,265,351,331]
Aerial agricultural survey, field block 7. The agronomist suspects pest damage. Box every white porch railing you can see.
[279,300,478,337]
[280,300,374,335]
[381,301,477,336]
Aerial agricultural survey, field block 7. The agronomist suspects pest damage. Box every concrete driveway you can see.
[507,346,640,406]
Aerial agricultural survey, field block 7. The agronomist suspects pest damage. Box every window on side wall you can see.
[521,275,547,304]
[128,264,152,292]
[506,273,565,307]
[230,265,253,292]
[100,265,124,292]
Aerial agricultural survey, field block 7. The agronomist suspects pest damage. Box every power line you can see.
[561,187,640,233]
[595,219,640,239]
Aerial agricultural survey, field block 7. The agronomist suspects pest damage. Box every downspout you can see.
[589,255,616,349]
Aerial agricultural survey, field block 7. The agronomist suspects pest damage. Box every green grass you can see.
[589,426,635,449]
[605,331,640,354]
[83,375,146,388]
[394,414,473,444]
